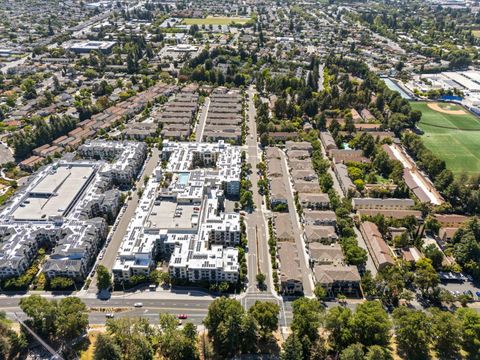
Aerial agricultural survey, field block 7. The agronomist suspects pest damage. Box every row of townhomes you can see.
[0,140,146,281]
[112,140,242,284]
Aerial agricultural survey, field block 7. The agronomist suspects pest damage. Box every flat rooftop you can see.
[12,164,96,221]
[146,201,200,230]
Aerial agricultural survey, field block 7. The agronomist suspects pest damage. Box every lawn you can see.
[411,101,480,175]
[182,16,250,25]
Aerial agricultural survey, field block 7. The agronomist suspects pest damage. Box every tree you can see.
[291,297,323,346]
[365,345,392,360]
[19,295,58,339]
[97,265,112,291]
[281,334,303,360]
[393,307,432,360]
[256,273,266,288]
[431,309,462,360]
[285,297,322,357]
[456,308,480,359]
[340,343,364,360]
[106,318,154,360]
[414,258,439,295]
[325,306,353,351]
[21,78,37,99]
[204,298,255,357]
[424,216,441,235]
[351,301,391,347]
[249,301,279,339]
[423,244,444,270]
[0,312,26,359]
[158,314,198,360]
[56,297,89,342]
[149,269,170,286]
[94,334,122,360]
[314,284,327,301]
[50,276,74,290]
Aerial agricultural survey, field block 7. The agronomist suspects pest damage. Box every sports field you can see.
[182,16,250,25]
[411,101,480,175]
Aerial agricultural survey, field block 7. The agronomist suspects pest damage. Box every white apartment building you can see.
[0,141,146,281]
[113,141,241,284]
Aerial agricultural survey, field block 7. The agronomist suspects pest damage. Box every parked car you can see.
[177,314,188,319]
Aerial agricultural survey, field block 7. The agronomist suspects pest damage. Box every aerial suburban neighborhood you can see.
[0,0,479,359]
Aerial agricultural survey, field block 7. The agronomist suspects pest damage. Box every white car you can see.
[134,302,143,308]
[105,313,114,319]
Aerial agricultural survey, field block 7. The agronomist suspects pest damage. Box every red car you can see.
[177,314,188,319]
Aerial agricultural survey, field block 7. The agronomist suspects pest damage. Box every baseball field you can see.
[411,101,480,175]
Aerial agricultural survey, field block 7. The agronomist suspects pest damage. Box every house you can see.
[320,131,337,154]
[354,123,381,132]
[309,243,344,265]
[434,214,469,228]
[298,192,330,209]
[274,213,295,242]
[357,209,423,221]
[270,178,288,208]
[269,132,298,142]
[359,221,395,270]
[314,265,361,297]
[352,198,415,210]
[351,108,362,122]
[399,247,423,263]
[289,159,314,171]
[19,156,44,171]
[360,108,375,121]
[331,149,370,164]
[304,210,337,226]
[287,150,310,161]
[291,169,318,182]
[294,180,321,193]
[304,225,338,244]
[333,163,356,196]
[285,141,313,153]
[438,227,458,243]
[265,147,282,160]
[277,242,303,295]
[267,158,283,177]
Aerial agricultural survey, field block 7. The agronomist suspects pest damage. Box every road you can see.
[196,97,210,142]
[244,87,274,294]
[88,148,160,293]
[317,133,344,198]
[278,150,315,297]
[3,294,214,325]
[353,226,377,277]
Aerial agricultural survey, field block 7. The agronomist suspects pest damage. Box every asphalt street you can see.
[244,86,274,294]
[196,97,210,142]
[88,148,160,293]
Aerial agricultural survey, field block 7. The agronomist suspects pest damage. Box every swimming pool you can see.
[177,172,190,185]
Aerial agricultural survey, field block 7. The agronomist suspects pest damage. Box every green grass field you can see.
[411,101,480,175]
[182,16,250,25]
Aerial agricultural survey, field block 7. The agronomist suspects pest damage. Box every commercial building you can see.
[66,41,116,54]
